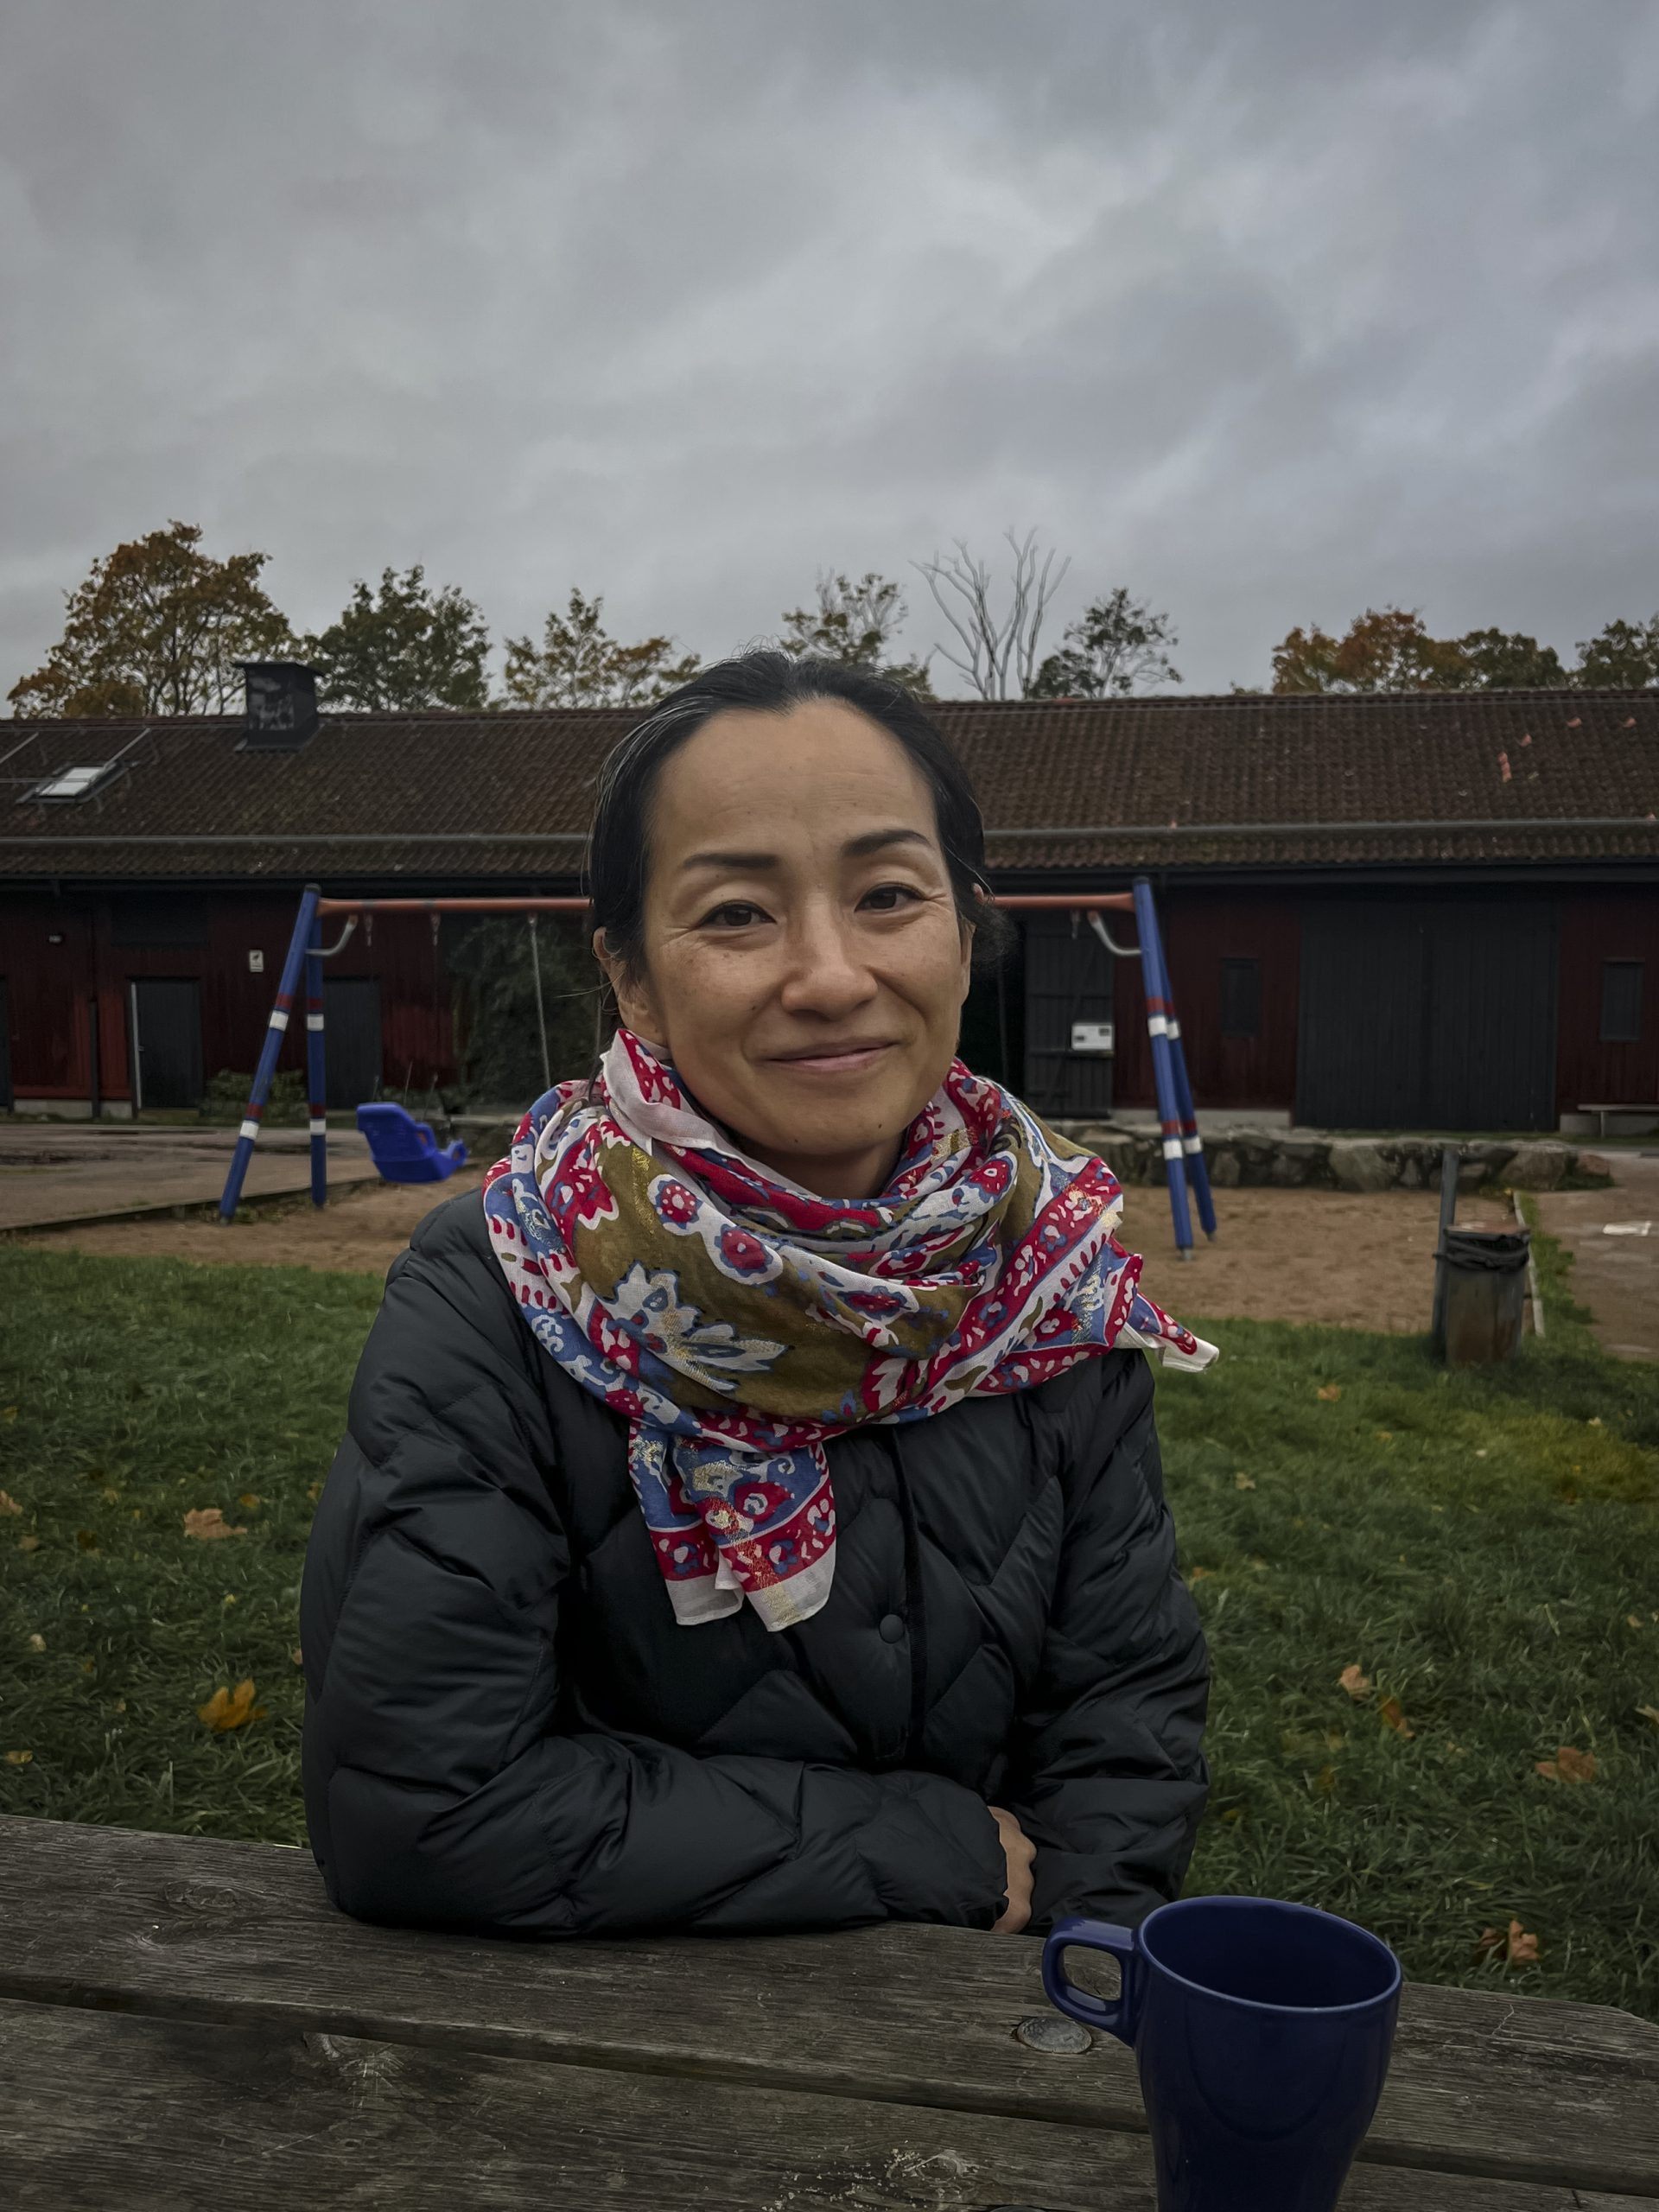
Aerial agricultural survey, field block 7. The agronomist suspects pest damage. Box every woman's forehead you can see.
[653,701,938,848]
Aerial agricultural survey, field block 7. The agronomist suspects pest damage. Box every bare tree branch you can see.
[912,528,1071,699]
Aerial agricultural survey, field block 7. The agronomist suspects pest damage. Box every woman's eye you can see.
[703,901,767,928]
[860,883,923,912]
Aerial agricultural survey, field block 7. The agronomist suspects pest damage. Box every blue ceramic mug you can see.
[1043,1896,1402,2212]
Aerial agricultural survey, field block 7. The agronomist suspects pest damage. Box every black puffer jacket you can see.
[300,1192,1210,1939]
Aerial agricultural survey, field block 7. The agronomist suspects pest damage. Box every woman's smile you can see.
[765,1039,898,1076]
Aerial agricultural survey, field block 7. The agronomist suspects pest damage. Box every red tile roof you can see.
[2,690,1656,880]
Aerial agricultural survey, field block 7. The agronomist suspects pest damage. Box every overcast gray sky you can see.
[3,0,1656,699]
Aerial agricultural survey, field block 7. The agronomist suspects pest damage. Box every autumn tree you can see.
[779,570,935,695]
[1270,608,1467,693]
[1574,615,1659,688]
[1029,587,1181,698]
[8,520,297,718]
[1271,606,1659,692]
[1451,629,1567,689]
[502,588,699,709]
[913,529,1071,699]
[304,566,492,710]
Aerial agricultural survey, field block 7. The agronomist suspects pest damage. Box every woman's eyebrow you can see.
[842,827,934,859]
[678,848,779,874]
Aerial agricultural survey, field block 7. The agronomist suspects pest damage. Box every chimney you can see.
[237,662,319,752]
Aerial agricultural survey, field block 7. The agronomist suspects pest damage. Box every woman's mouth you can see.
[768,1042,896,1076]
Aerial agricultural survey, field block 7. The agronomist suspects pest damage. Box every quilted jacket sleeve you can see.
[1008,1351,1211,1934]
[299,1198,1008,1939]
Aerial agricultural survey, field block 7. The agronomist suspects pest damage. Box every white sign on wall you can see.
[248,950,265,974]
[1071,1020,1115,1055]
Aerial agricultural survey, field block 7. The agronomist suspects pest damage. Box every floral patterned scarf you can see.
[482,1029,1216,1631]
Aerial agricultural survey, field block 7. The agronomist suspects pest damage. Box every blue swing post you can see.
[1130,878,1196,1256]
[1137,881,1216,1240]
[305,907,327,1207]
[217,885,320,1224]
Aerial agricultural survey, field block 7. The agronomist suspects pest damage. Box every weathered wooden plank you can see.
[2,1816,1656,2200]
[0,1995,1642,2212]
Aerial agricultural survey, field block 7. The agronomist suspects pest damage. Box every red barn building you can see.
[1,683,1656,1132]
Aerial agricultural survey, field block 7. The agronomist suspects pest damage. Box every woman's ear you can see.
[593,927,664,1041]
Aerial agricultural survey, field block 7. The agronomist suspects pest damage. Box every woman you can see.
[300,651,1215,1941]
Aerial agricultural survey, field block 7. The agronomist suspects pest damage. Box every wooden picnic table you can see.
[2,1814,1656,2209]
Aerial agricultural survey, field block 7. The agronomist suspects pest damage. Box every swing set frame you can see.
[217,882,1215,1251]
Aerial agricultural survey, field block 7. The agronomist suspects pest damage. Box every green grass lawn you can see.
[2,1230,1656,2017]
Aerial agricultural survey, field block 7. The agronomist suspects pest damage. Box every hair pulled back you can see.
[585,650,1014,990]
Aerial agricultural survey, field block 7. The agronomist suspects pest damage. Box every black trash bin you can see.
[1436,1226,1530,1366]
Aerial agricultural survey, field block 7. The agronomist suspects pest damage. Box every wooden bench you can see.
[1579,1103,1659,1137]
[3,1814,1656,2208]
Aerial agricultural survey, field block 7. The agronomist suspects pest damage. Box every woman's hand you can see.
[988,1804,1035,1934]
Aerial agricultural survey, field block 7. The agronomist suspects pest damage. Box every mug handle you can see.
[1042,1916,1140,2047]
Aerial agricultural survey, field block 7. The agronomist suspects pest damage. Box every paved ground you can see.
[1534,1151,1659,1361]
[0,1122,378,1232]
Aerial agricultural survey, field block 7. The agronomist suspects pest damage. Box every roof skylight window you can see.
[28,763,117,802]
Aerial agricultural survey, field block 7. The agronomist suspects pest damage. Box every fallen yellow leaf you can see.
[17,1536,40,1554]
[1339,1663,1372,1699]
[3,1750,32,1765]
[1317,1383,1342,1402]
[306,1481,321,1502]
[182,1508,246,1541]
[1630,1616,1646,1630]
[1234,1472,1256,1490]
[1535,1745,1597,1783]
[1476,1919,1540,1966]
[1636,1705,1659,1728]
[26,1634,44,1653]
[0,1491,22,1516]
[1379,1696,1415,1738]
[197,1678,268,1732]
[289,1645,304,1667]
[237,1492,262,1511]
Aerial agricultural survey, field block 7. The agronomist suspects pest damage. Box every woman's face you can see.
[597,698,974,1199]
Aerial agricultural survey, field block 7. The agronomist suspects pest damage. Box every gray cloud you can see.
[2,0,1656,697]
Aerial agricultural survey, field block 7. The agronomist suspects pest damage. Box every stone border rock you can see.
[1054,1124,1613,1192]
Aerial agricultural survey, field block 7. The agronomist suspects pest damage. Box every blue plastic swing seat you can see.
[355,1102,469,1185]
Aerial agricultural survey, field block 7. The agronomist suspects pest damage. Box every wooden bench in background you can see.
[1578,1103,1659,1138]
[2,1815,1656,2209]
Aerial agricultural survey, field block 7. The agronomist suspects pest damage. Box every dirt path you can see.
[19,1171,1514,1337]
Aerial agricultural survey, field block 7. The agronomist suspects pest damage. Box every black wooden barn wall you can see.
[1297,899,1559,1131]
[1021,911,1116,1118]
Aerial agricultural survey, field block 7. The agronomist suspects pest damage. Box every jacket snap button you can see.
[879,1612,906,1643]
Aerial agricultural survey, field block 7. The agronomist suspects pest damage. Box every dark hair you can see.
[585,651,1015,992]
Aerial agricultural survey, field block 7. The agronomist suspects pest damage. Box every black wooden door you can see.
[1297,900,1557,1131]
[129,979,203,1109]
[322,976,384,1109]
[0,980,11,1109]
[1021,911,1115,1118]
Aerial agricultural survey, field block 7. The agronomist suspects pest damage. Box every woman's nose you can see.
[777,909,879,1016]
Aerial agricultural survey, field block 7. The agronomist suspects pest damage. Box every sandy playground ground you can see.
[19,1165,1534,1340]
